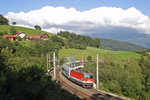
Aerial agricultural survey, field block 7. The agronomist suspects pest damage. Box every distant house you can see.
[3,32,49,41]
[17,32,27,38]
[26,33,49,40]
[146,52,150,55]
[3,32,27,41]
[3,34,17,41]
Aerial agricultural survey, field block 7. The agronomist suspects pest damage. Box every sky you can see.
[0,0,150,35]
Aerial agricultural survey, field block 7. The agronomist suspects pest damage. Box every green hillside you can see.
[0,25,53,36]
[0,25,147,51]
[59,47,140,60]
[57,31,147,51]
[101,38,147,51]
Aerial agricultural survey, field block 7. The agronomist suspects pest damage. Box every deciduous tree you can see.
[12,22,16,25]
[34,25,41,30]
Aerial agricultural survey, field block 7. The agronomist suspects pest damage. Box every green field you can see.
[0,25,53,36]
[59,47,141,60]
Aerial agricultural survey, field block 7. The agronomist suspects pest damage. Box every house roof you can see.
[3,32,28,39]
[17,32,27,35]
[27,33,49,39]
[3,35,17,38]
[26,34,41,39]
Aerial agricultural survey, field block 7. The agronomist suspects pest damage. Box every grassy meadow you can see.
[59,47,141,60]
[0,25,53,36]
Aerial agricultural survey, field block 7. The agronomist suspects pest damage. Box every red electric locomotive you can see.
[69,69,94,88]
[62,61,94,88]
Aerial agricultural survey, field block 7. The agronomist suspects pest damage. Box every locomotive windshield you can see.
[84,74,89,78]
[84,74,93,79]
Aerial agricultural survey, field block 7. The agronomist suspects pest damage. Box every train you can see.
[62,61,94,88]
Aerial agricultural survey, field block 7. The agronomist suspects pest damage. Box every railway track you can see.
[50,67,127,100]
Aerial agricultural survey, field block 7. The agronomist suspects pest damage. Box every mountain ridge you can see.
[100,38,147,51]
[88,32,150,48]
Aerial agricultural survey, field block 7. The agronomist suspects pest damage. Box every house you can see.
[3,34,17,41]
[17,32,27,38]
[3,32,27,41]
[3,32,49,41]
[146,52,150,55]
[26,33,49,40]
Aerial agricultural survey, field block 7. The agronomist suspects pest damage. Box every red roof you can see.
[3,35,16,38]
[27,34,49,39]
[3,32,27,39]
[26,35,41,39]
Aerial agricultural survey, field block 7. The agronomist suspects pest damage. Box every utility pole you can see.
[74,55,76,68]
[47,53,48,73]
[47,53,50,73]
[96,54,99,89]
[49,53,50,69]
[82,56,83,65]
[53,52,56,80]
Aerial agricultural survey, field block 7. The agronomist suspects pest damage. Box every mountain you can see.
[100,38,147,51]
[89,32,150,48]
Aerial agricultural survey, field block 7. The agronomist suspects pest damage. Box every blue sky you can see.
[0,0,150,17]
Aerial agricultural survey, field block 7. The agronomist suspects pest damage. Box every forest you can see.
[57,31,101,49]
[0,36,81,100]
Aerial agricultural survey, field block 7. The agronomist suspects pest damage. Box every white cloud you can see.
[43,27,66,34]
[5,6,150,34]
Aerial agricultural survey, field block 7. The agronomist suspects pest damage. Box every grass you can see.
[18,41,32,47]
[59,47,141,60]
[0,25,53,36]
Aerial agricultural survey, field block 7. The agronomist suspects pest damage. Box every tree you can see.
[57,31,101,49]
[0,31,8,36]
[87,55,92,61]
[10,27,17,33]
[12,22,16,25]
[51,35,64,46]
[0,14,9,25]
[140,55,150,93]
[95,38,101,48]
[34,25,41,30]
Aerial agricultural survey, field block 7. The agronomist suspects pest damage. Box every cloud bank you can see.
[5,6,150,34]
